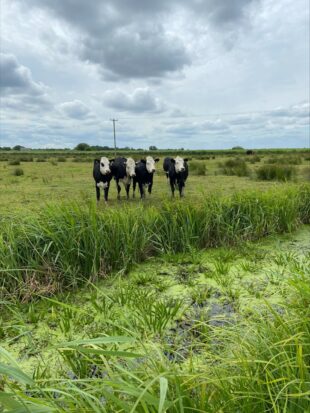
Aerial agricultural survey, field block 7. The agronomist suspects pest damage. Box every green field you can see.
[0,149,309,412]
[0,149,309,212]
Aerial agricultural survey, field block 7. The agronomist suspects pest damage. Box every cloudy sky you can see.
[0,0,309,149]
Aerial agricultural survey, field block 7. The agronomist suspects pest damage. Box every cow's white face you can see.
[125,157,136,177]
[174,156,185,173]
[146,156,157,174]
[100,157,111,175]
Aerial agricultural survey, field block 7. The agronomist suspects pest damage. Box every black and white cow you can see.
[133,156,159,199]
[163,156,189,197]
[111,157,136,199]
[93,157,114,202]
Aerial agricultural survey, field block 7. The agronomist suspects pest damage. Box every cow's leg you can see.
[178,182,184,197]
[116,180,121,200]
[125,183,130,199]
[148,176,153,194]
[138,181,145,199]
[95,184,100,201]
[169,178,175,197]
[133,178,136,198]
[104,183,109,202]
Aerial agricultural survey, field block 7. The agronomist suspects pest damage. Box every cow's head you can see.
[125,157,136,177]
[99,157,112,175]
[172,156,186,173]
[144,156,160,174]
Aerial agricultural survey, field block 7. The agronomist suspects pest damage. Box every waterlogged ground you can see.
[1,226,309,377]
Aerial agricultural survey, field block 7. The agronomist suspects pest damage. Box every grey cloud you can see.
[0,53,46,95]
[15,0,259,80]
[0,53,51,112]
[104,88,165,113]
[58,100,91,119]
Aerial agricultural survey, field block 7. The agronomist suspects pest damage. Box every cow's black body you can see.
[133,160,154,199]
[163,157,189,197]
[111,157,131,199]
[93,159,113,202]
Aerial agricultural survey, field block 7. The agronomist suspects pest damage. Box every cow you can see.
[111,157,136,199]
[133,156,160,199]
[93,157,114,202]
[163,156,189,197]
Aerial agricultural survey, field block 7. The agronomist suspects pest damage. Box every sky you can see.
[0,0,309,149]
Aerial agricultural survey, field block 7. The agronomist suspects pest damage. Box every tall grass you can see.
[257,164,295,181]
[220,158,250,176]
[0,185,309,298]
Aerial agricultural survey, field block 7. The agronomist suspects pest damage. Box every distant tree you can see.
[0,147,11,151]
[232,146,244,150]
[13,145,25,151]
[149,145,158,151]
[75,143,90,151]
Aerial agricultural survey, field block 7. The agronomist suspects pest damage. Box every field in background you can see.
[0,148,309,213]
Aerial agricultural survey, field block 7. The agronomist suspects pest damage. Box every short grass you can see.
[0,226,309,412]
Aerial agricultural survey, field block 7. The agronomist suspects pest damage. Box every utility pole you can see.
[110,118,118,157]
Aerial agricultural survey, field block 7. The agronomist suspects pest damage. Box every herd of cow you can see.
[93,156,189,202]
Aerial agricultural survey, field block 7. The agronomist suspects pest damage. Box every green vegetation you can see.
[1,185,309,299]
[257,164,296,181]
[220,158,250,176]
[0,227,309,412]
[0,148,309,412]
[12,167,24,176]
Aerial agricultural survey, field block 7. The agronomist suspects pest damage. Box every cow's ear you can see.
[140,159,146,164]
[171,159,176,164]
[184,158,189,162]
[109,158,115,163]
[155,158,160,162]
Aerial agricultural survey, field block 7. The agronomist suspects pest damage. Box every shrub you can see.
[36,158,47,162]
[12,167,24,176]
[8,159,20,165]
[220,158,249,177]
[57,157,67,162]
[257,164,295,181]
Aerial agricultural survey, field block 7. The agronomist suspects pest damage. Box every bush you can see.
[190,160,206,175]
[57,157,67,162]
[220,158,249,177]
[35,158,47,162]
[257,164,295,181]
[8,159,20,165]
[12,167,24,176]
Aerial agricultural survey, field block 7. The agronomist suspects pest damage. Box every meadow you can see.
[0,149,309,412]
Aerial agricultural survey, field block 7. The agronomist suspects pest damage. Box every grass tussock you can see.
[12,167,24,176]
[189,160,206,175]
[257,164,295,181]
[220,158,250,176]
[8,159,20,166]
[0,185,309,299]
